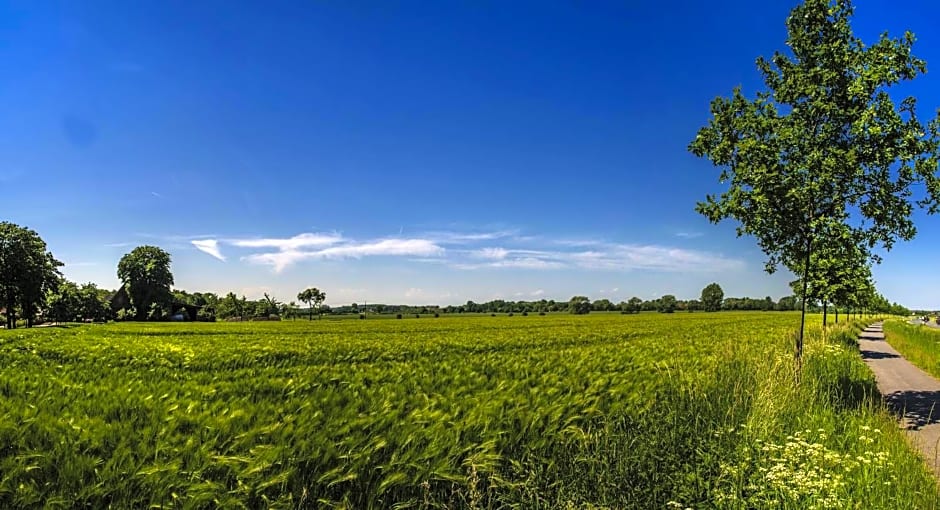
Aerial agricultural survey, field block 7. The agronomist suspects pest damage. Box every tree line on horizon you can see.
[0,220,912,328]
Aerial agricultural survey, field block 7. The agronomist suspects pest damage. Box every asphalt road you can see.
[859,322,940,476]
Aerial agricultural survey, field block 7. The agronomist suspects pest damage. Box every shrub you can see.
[434,313,440,318]
[539,311,546,316]
[396,314,403,319]
[522,311,528,316]
[359,314,366,320]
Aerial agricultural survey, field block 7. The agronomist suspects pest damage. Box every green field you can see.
[0,313,936,508]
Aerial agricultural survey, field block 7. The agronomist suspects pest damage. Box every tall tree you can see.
[78,282,110,322]
[689,0,940,360]
[657,295,678,314]
[567,296,591,315]
[700,283,724,312]
[46,280,80,324]
[117,246,174,321]
[297,288,326,320]
[0,222,62,328]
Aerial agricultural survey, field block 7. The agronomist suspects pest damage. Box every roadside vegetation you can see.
[882,321,940,380]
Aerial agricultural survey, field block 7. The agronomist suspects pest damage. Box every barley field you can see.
[0,313,935,508]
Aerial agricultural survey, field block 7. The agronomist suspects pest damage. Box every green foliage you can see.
[689,0,940,349]
[45,281,80,324]
[0,222,62,328]
[700,283,724,312]
[591,298,614,312]
[117,246,174,321]
[691,0,940,272]
[657,295,677,313]
[296,287,326,320]
[567,295,591,315]
[0,315,934,508]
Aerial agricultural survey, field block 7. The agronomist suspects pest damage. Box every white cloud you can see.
[316,239,443,259]
[531,289,545,296]
[241,238,444,272]
[454,257,564,270]
[191,239,226,261]
[424,230,517,244]
[404,288,424,298]
[473,247,509,260]
[676,232,704,239]
[187,228,741,275]
[241,250,309,272]
[230,232,343,250]
[566,244,741,272]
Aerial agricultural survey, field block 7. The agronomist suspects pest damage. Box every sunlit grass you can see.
[883,320,940,380]
[0,313,935,508]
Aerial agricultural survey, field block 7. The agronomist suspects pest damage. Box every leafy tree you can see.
[0,222,62,328]
[700,283,724,312]
[261,292,281,317]
[117,246,174,321]
[657,295,677,313]
[689,0,940,359]
[627,297,643,314]
[777,295,798,311]
[592,298,614,312]
[298,287,326,320]
[568,296,591,315]
[46,280,80,324]
[78,282,110,322]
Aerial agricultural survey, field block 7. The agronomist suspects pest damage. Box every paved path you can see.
[859,322,940,476]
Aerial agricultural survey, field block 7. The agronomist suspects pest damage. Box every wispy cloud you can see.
[151,191,163,199]
[237,237,444,272]
[184,228,742,275]
[230,232,343,250]
[453,243,740,272]
[425,230,517,244]
[675,231,704,239]
[472,247,509,260]
[191,239,225,261]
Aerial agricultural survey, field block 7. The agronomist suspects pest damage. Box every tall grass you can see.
[0,314,935,508]
[883,321,940,379]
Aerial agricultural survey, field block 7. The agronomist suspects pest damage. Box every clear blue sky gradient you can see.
[2,1,939,307]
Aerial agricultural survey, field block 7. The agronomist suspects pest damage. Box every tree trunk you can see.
[835,307,839,324]
[798,237,811,363]
[823,302,828,327]
[7,294,16,329]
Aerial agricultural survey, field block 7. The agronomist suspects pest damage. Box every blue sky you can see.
[2,0,939,308]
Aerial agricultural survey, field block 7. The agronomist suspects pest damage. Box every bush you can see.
[415,314,420,319]
[508,312,514,317]
[359,314,366,320]
[539,311,546,316]
[434,313,440,318]
[522,311,528,316]
[396,314,403,320]
[491,313,496,317]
